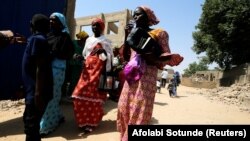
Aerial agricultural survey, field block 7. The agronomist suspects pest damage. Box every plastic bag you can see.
[124,54,145,85]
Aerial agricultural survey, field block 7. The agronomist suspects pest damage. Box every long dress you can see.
[40,28,74,135]
[117,29,183,141]
[72,46,107,127]
[72,35,113,128]
[40,58,66,134]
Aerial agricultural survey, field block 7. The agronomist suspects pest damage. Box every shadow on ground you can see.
[0,116,24,137]
[43,99,118,140]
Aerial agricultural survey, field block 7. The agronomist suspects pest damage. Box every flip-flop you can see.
[84,127,94,133]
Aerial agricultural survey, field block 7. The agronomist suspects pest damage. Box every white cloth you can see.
[161,70,168,79]
[99,53,107,61]
[82,35,113,71]
[113,56,119,67]
[156,80,161,87]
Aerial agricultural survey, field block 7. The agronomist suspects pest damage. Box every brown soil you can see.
[0,85,250,141]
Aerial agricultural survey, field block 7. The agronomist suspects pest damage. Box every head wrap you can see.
[31,14,49,33]
[92,18,105,32]
[139,6,160,26]
[50,12,70,33]
[76,31,89,39]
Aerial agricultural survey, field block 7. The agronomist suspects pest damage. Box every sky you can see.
[74,0,207,74]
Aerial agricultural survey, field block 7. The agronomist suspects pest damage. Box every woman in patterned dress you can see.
[117,6,183,141]
[39,12,74,136]
[71,18,113,133]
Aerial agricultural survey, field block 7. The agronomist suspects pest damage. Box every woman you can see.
[117,6,183,141]
[40,12,74,136]
[71,18,113,133]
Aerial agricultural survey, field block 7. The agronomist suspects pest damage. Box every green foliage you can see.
[192,0,250,69]
[183,60,209,77]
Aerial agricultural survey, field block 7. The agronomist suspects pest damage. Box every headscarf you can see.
[139,5,160,26]
[76,31,89,40]
[50,12,70,33]
[92,18,105,32]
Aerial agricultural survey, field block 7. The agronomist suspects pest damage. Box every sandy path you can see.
[0,85,250,141]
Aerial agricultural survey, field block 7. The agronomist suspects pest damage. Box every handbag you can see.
[126,27,162,57]
[98,71,115,92]
[98,59,116,92]
[124,54,146,85]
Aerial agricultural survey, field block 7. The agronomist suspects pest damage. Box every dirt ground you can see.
[1,85,250,141]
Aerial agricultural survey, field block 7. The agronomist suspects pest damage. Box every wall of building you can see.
[181,63,250,88]
[220,63,250,86]
[181,77,217,89]
[74,9,133,48]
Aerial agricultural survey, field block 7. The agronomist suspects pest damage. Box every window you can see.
[107,21,119,35]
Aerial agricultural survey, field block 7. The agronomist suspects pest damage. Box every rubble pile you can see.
[203,83,250,111]
[0,99,24,111]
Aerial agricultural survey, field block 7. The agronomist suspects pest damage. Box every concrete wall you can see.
[181,77,217,89]
[74,9,133,48]
[181,63,250,88]
[220,63,250,86]
[181,70,222,89]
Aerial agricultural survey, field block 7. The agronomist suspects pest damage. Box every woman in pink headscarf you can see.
[71,18,113,133]
[117,6,183,141]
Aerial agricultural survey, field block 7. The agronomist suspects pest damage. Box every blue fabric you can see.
[0,0,66,100]
[22,33,52,104]
[40,59,66,134]
[50,12,70,34]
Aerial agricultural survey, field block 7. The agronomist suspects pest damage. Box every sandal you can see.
[84,126,94,133]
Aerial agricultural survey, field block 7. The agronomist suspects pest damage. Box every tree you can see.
[192,0,250,70]
[183,60,209,77]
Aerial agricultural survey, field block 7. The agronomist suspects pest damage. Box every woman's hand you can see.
[124,22,134,38]
[14,33,27,44]
[73,53,84,60]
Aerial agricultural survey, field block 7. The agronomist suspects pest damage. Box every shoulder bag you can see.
[98,57,116,92]
[126,27,162,57]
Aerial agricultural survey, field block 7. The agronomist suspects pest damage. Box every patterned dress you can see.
[40,59,66,134]
[117,29,183,141]
[117,51,157,141]
[39,12,74,135]
[71,35,113,128]
[72,48,107,127]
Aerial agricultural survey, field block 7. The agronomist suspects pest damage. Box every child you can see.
[22,14,53,141]
[156,79,161,93]
[167,78,176,97]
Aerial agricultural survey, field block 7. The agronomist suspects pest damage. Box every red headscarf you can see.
[92,18,105,32]
[139,5,160,26]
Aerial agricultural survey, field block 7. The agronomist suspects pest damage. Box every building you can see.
[74,9,133,48]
